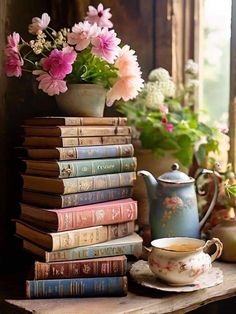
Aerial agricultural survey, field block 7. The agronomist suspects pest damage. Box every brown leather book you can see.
[22,172,136,194]
[18,144,134,160]
[22,125,131,137]
[20,198,138,231]
[22,135,132,147]
[22,187,133,208]
[34,255,127,279]
[14,219,136,251]
[24,116,127,126]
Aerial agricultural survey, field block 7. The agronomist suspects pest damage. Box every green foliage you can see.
[118,99,219,167]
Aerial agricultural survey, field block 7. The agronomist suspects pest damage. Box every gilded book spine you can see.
[59,126,132,137]
[63,172,136,194]
[56,200,138,231]
[34,256,127,279]
[51,225,108,251]
[58,157,137,178]
[23,233,143,262]
[61,187,133,208]
[26,276,128,298]
[58,144,134,160]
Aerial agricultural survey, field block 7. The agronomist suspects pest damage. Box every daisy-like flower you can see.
[67,21,99,51]
[91,28,121,63]
[4,52,24,77]
[4,32,20,56]
[106,45,144,106]
[86,3,113,28]
[28,13,50,35]
[33,70,67,96]
[41,47,76,79]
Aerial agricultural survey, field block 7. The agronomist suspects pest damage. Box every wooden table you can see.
[1,261,236,314]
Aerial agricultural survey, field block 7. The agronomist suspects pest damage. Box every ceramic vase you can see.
[55,84,106,117]
[211,217,236,262]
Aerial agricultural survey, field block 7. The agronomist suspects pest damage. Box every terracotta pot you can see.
[56,84,106,117]
[133,141,188,228]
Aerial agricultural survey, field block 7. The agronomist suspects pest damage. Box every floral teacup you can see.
[148,237,223,286]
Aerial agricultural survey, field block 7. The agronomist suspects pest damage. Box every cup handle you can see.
[203,238,223,262]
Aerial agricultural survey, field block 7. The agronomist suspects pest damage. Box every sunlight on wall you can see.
[200,0,231,129]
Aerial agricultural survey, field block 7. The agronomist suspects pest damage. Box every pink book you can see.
[20,198,137,231]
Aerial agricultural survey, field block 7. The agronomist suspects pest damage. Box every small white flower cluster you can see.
[145,68,175,109]
[185,59,198,76]
[184,59,199,95]
[52,28,70,47]
[29,31,49,54]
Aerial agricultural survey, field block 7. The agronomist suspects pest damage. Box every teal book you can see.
[23,157,137,178]
[26,276,128,298]
[23,233,143,262]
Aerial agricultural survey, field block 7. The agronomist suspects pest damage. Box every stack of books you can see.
[16,116,143,298]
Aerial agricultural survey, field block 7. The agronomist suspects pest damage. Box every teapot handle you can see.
[195,169,219,230]
[203,238,223,262]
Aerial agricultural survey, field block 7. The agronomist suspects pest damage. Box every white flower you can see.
[185,59,198,76]
[148,68,170,82]
[185,79,199,90]
[145,82,165,109]
[158,80,176,97]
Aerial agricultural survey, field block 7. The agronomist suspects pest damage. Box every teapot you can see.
[138,163,218,239]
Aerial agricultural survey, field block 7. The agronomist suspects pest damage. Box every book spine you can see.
[62,187,133,208]
[63,172,136,194]
[26,276,128,298]
[63,117,127,126]
[60,126,131,137]
[34,256,127,279]
[52,225,108,251]
[58,157,137,178]
[44,239,143,262]
[107,221,135,240]
[58,144,134,160]
[57,200,137,231]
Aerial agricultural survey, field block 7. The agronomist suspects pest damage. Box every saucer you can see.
[129,260,223,293]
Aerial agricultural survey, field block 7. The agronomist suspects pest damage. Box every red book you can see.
[20,198,137,231]
[34,256,127,279]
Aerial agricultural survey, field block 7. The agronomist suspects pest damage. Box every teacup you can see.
[147,237,223,286]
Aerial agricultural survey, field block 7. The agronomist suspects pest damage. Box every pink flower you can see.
[159,104,169,114]
[161,117,168,124]
[41,47,76,79]
[4,32,20,56]
[33,70,67,96]
[166,124,174,132]
[106,45,144,106]
[28,13,50,34]
[4,52,23,77]
[91,28,121,63]
[67,21,99,51]
[86,3,113,28]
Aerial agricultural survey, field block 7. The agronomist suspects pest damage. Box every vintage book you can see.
[22,187,133,208]
[26,276,128,298]
[22,135,132,147]
[15,219,135,251]
[23,233,143,262]
[22,172,136,194]
[23,125,131,137]
[18,144,134,160]
[34,255,127,279]
[24,116,128,126]
[20,198,138,231]
[23,157,137,178]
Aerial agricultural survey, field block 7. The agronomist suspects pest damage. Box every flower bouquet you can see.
[4,3,143,109]
[118,60,220,168]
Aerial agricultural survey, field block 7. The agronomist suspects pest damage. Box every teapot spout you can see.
[138,170,158,201]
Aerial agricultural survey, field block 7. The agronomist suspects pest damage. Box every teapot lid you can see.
[157,163,194,184]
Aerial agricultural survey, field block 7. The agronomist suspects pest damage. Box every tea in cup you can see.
[148,237,223,286]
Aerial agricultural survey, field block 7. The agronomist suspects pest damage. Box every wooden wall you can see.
[0,0,195,268]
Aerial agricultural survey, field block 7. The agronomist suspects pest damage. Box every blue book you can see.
[26,276,127,298]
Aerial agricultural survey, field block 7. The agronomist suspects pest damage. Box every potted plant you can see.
[4,3,143,116]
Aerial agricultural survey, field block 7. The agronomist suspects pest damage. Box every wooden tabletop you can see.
[1,261,236,314]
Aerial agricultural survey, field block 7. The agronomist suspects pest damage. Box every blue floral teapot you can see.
[138,163,218,239]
